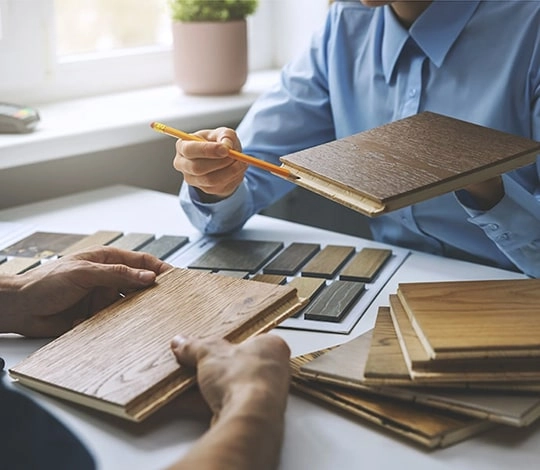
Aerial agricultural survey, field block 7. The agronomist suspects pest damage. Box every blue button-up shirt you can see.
[181,0,540,278]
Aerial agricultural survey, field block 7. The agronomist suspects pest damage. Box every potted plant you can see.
[168,0,259,95]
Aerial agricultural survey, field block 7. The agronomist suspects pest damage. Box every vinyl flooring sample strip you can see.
[188,240,284,273]
[301,245,356,279]
[137,235,189,260]
[303,280,365,322]
[263,242,320,275]
[251,273,287,285]
[340,248,392,282]
[0,257,41,275]
[108,233,155,251]
[0,231,86,258]
[59,231,124,256]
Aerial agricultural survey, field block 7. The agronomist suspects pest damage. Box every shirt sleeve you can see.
[456,63,540,277]
[179,8,338,234]
[456,173,540,278]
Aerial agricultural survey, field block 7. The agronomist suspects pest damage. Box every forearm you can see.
[169,385,287,470]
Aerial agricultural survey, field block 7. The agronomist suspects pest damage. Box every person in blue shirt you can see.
[174,0,540,278]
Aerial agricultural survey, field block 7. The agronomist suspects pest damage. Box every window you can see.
[0,0,328,105]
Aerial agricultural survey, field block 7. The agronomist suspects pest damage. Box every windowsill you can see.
[0,69,280,171]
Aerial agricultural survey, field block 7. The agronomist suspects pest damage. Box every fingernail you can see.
[138,271,155,282]
[171,335,187,349]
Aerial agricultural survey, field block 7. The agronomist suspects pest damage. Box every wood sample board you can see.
[396,279,540,359]
[291,353,495,448]
[299,310,540,426]
[279,112,540,216]
[10,268,303,421]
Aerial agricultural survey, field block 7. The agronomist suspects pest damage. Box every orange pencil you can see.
[150,121,296,180]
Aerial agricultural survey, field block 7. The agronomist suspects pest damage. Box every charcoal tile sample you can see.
[188,239,283,273]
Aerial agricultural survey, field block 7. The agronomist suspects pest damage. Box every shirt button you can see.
[409,89,417,97]
[498,233,509,241]
[488,223,499,231]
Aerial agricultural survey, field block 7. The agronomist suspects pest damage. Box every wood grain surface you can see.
[299,314,540,426]
[10,268,302,421]
[291,354,494,448]
[396,279,540,358]
[59,230,123,256]
[389,294,540,374]
[364,307,412,380]
[301,244,355,278]
[339,247,392,282]
[287,277,326,301]
[280,112,540,216]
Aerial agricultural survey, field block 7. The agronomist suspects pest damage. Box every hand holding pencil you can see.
[152,121,295,181]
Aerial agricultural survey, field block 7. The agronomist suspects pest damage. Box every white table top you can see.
[1,185,537,470]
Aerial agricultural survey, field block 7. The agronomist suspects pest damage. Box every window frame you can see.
[0,0,328,105]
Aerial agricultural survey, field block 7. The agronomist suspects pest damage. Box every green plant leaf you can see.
[168,0,258,22]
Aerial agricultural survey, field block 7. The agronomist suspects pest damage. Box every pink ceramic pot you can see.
[172,19,248,95]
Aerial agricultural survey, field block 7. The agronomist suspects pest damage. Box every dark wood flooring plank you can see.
[340,247,392,282]
[303,280,365,322]
[301,245,355,279]
[137,235,189,260]
[188,239,283,273]
[263,242,320,275]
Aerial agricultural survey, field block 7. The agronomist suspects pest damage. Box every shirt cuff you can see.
[179,182,251,234]
[455,176,540,250]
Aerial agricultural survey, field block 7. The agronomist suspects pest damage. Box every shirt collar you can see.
[381,0,480,83]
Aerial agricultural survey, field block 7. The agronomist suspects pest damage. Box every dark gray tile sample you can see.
[303,280,365,322]
[262,242,320,275]
[137,235,189,260]
[188,239,283,273]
